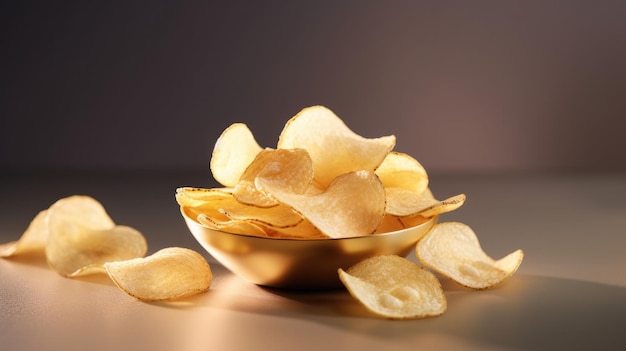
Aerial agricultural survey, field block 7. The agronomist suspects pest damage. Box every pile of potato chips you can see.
[1,195,212,302]
[1,105,524,318]
[179,105,523,319]
[177,105,466,238]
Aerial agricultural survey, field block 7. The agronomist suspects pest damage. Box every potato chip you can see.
[384,187,432,217]
[256,170,386,238]
[180,187,303,230]
[210,123,263,187]
[416,222,524,289]
[219,201,303,229]
[182,204,232,226]
[233,148,314,207]
[175,187,234,208]
[375,151,428,193]
[46,223,148,277]
[385,186,466,218]
[0,210,49,257]
[376,154,430,220]
[418,193,466,218]
[338,255,447,319]
[277,105,396,188]
[48,195,116,230]
[176,187,234,225]
[197,213,269,237]
[262,218,328,239]
[104,247,212,302]
[45,196,148,277]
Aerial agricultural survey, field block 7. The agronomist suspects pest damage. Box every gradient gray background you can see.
[1,0,625,175]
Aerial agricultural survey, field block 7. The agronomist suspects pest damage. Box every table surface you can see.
[1,170,625,351]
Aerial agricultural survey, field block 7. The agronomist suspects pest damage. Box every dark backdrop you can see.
[1,0,625,176]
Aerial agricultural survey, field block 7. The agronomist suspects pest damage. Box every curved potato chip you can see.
[219,201,303,229]
[256,170,386,238]
[376,151,428,193]
[176,188,234,224]
[46,223,148,277]
[416,222,524,289]
[176,186,234,197]
[197,213,269,237]
[182,204,231,226]
[48,195,116,230]
[385,187,432,217]
[175,187,234,208]
[45,196,147,277]
[0,210,49,257]
[277,106,396,188]
[181,188,303,230]
[211,123,263,187]
[338,255,447,319]
[234,148,314,207]
[418,193,466,218]
[187,207,231,228]
[70,264,108,276]
[386,187,466,218]
[262,218,328,239]
[375,153,433,218]
[104,247,212,302]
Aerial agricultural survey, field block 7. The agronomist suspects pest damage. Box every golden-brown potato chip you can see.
[376,151,428,193]
[338,255,447,319]
[262,218,328,239]
[384,187,432,217]
[176,188,234,225]
[277,106,395,188]
[385,187,466,218]
[175,187,234,208]
[416,222,524,289]
[197,213,269,237]
[219,201,303,229]
[211,123,263,187]
[48,195,116,230]
[0,210,49,257]
[256,170,386,238]
[104,247,212,302]
[181,188,303,230]
[418,193,466,218]
[45,196,148,277]
[233,148,313,207]
[183,204,231,226]
[47,223,148,277]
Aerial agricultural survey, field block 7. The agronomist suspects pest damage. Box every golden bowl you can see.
[181,207,437,290]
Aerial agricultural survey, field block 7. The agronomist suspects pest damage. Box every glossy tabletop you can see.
[1,171,625,350]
